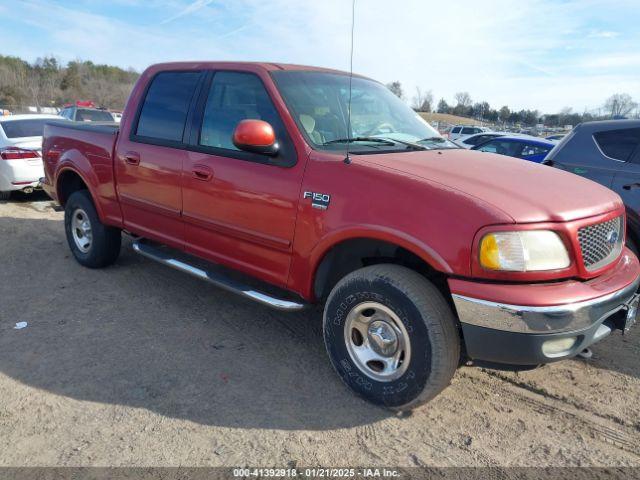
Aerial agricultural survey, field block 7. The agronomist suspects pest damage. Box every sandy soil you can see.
[0,192,639,468]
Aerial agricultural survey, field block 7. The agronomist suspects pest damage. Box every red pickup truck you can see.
[42,62,640,410]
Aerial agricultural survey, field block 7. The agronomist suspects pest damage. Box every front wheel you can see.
[323,264,460,410]
[64,190,121,268]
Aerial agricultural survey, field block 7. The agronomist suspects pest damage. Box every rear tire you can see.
[323,264,460,410]
[64,190,121,268]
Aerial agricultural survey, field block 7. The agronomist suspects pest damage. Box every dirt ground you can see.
[1,192,639,468]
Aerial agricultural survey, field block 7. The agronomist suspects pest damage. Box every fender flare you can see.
[55,160,106,222]
[304,225,452,299]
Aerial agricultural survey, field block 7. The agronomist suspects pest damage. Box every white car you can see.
[448,125,492,144]
[0,114,60,200]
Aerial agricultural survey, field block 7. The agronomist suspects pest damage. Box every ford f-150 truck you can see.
[42,62,640,410]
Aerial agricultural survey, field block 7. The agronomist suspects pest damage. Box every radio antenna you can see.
[344,0,356,165]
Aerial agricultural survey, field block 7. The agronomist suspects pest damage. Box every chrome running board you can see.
[132,240,307,312]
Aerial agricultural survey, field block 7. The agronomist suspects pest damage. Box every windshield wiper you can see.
[378,137,427,151]
[323,137,396,146]
[417,136,459,149]
[418,136,446,143]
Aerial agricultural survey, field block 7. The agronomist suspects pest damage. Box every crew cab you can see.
[41,62,640,410]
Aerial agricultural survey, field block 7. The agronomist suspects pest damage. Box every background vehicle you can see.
[448,125,491,143]
[41,62,639,410]
[546,134,565,141]
[472,136,555,162]
[0,113,60,199]
[59,105,115,123]
[455,131,514,149]
[544,120,640,253]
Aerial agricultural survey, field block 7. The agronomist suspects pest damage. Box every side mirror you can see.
[232,119,279,156]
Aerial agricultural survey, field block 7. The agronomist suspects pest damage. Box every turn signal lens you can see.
[479,230,570,272]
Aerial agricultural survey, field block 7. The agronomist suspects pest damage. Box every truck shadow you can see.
[0,216,390,431]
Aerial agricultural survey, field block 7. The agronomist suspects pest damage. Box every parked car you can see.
[448,124,491,143]
[545,134,565,141]
[59,105,115,123]
[544,120,640,253]
[42,62,639,410]
[111,111,123,123]
[0,114,60,200]
[455,131,514,149]
[472,136,555,162]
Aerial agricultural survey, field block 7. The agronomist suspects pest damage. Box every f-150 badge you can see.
[303,191,331,210]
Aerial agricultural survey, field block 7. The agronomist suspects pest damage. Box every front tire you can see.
[64,190,121,268]
[323,264,460,410]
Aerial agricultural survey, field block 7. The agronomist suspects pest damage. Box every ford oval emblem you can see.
[607,230,619,245]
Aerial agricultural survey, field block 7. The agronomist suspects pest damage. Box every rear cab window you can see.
[593,128,640,162]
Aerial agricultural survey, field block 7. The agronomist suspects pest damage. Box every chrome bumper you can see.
[452,277,640,334]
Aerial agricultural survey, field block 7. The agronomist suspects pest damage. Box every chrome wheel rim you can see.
[344,302,411,382]
[71,208,92,253]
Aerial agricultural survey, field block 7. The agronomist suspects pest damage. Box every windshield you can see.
[0,119,51,138]
[272,71,457,153]
[75,109,114,122]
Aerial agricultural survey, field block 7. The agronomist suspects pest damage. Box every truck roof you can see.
[145,61,355,76]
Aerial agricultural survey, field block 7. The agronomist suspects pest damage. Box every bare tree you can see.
[454,91,472,109]
[386,81,404,100]
[412,87,433,112]
[604,93,638,118]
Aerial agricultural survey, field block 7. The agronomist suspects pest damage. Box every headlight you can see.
[479,230,570,271]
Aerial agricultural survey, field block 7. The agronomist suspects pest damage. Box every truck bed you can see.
[42,121,122,225]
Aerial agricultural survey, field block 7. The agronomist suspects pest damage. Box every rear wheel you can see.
[323,264,460,410]
[64,190,121,268]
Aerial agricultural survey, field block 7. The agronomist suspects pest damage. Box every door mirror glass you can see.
[232,119,279,156]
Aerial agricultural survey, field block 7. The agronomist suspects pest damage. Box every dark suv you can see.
[544,120,640,252]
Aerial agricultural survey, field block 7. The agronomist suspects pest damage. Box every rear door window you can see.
[593,128,640,162]
[451,127,461,134]
[461,127,475,134]
[135,71,201,142]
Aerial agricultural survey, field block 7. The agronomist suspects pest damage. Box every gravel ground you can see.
[0,192,639,468]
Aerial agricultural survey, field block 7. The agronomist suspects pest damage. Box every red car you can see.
[41,62,640,410]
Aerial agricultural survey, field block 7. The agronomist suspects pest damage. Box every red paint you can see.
[232,119,276,148]
[42,61,639,306]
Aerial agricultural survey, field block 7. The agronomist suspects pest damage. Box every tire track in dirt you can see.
[460,369,640,457]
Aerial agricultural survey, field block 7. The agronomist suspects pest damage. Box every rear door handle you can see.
[124,151,140,166]
[192,164,213,181]
[623,183,640,190]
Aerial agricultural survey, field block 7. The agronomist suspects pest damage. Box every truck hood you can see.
[363,148,622,223]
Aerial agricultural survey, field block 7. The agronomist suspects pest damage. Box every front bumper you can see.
[450,249,640,365]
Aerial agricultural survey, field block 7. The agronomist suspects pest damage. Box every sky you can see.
[0,0,639,114]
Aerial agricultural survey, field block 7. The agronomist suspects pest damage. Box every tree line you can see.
[0,54,139,111]
[386,81,639,128]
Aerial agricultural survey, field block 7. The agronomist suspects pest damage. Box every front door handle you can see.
[124,151,140,166]
[623,183,640,190]
[192,164,213,181]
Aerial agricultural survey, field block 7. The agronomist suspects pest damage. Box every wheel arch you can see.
[308,228,452,302]
[56,167,105,221]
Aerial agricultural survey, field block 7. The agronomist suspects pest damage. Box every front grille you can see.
[578,216,623,271]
